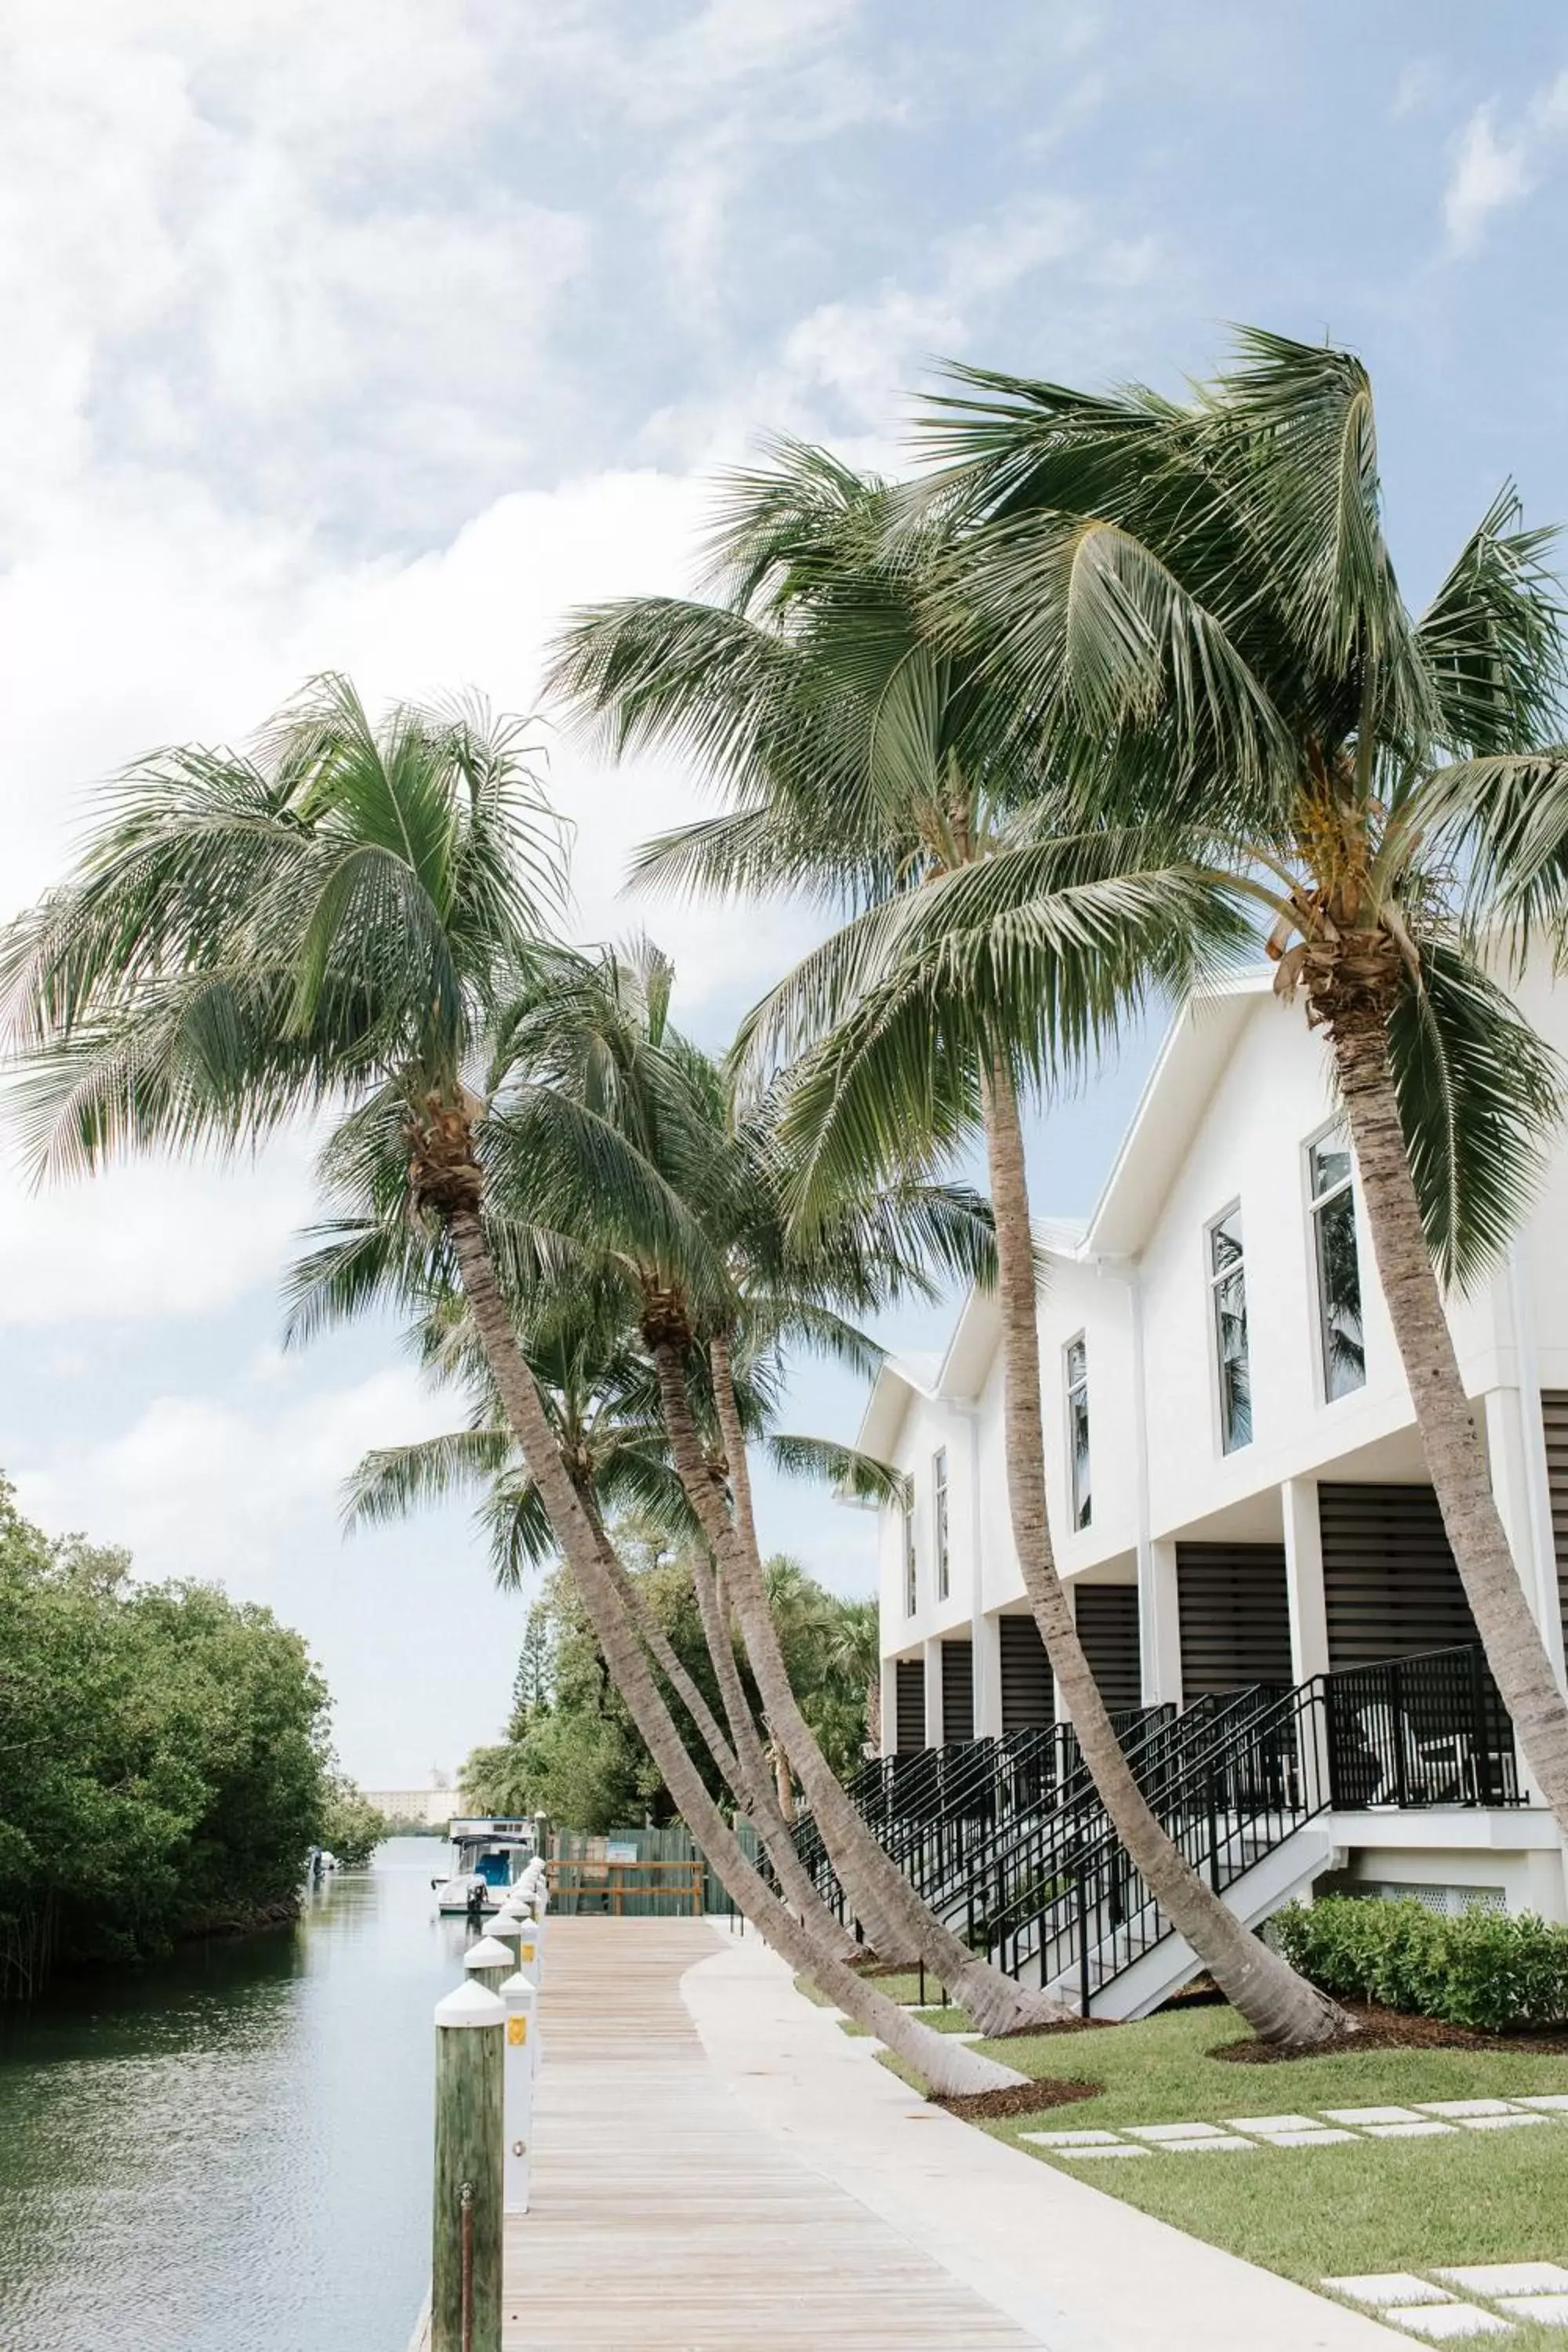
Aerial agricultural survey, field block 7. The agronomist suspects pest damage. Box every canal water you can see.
[0,1838,466,2352]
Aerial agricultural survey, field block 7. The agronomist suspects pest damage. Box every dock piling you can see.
[431,1980,503,2352]
[463,1935,514,1995]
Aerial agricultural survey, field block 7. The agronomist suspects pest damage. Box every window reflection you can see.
[1208,1207,1251,1452]
[1310,1133,1365,1399]
[1065,1335,1091,1528]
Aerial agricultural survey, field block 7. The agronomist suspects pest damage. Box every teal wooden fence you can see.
[546,1820,761,1915]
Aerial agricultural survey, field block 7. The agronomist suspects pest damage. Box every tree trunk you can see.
[445,1207,1018,2094]
[866,1676,881,1754]
[980,1057,1345,2048]
[670,1337,1075,2033]
[772,1740,797,1825]
[683,1534,861,1955]
[696,1348,906,1956]
[1327,1003,1568,1828]
[590,1507,855,1955]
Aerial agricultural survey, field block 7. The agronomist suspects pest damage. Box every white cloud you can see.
[1444,74,1568,254]
[13,1362,454,1581]
[663,189,1153,463]
[0,1150,315,1327]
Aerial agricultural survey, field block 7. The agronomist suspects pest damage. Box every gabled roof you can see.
[853,1218,1087,1462]
[849,966,1283,1479]
[1083,967,1276,1258]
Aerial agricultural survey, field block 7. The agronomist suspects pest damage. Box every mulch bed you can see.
[1214,1999,1568,2062]
[932,2077,1102,2122]
[987,2013,1117,2041]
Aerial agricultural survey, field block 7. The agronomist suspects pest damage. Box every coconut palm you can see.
[336,1256,897,1950]
[0,673,1017,2095]
[466,930,1076,2025]
[919,328,1568,1829]
[547,449,1347,2046]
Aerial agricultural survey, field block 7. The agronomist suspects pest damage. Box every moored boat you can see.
[431,1817,538,1914]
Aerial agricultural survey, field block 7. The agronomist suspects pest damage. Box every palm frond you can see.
[1385,935,1565,1287]
[764,1432,910,1508]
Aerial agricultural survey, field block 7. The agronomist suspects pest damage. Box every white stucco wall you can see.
[872,966,1568,1681]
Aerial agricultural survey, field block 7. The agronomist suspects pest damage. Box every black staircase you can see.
[789,1644,1521,2010]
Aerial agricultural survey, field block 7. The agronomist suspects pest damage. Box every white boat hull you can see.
[434,1875,498,1915]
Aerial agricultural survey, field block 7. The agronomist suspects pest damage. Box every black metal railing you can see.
[1324,1643,1521,1809]
[789,1707,1171,1926]
[981,1675,1327,1999]
[789,1642,1523,2005]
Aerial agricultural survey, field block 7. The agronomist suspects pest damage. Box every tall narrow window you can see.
[902,1499,917,1617]
[933,1446,950,1601]
[1310,1131,1365,1399]
[1065,1335,1091,1529]
[1208,1206,1251,1454]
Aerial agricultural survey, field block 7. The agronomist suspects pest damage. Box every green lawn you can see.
[794,1971,982,2031]
[943,2005,1568,2344]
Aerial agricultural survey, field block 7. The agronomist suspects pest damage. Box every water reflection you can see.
[0,1838,467,2352]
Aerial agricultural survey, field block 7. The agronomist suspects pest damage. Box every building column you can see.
[878,1656,898,1759]
[1282,1477,1330,1683]
[923,1636,944,1748]
[1501,1240,1566,1686]
[974,1610,1002,1739]
[1138,1536,1182,1707]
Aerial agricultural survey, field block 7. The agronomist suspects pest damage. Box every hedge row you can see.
[1271,1895,1568,2033]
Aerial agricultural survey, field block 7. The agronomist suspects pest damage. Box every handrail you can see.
[981,1642,1520,2008]
[789,1642,1520,1995]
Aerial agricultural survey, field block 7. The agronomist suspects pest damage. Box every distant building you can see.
[362,1788,463,1829]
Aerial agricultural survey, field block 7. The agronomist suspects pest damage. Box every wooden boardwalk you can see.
[497,1915,1037,2350]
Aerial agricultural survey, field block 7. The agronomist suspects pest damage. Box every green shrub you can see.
[1272,1895,1568,2032]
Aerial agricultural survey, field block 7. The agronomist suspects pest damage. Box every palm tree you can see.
[468,931,1075,2025]
[920,329,1568,1831]
[336,1261,891,1954]
[547,451,1346,2046]
[0,673,1018,2095]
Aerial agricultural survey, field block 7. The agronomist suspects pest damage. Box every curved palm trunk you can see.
[682,1535,864,1955]
[772,1740,798,1825]
[709,1362,804,1826]
[590,1507,855,1952]
[981,1058,1345,2047]
[1328,1004,1568,1827]
[445,1207,1016,2092]
[664,1338,1075,2033]
[703,1340,904,1955]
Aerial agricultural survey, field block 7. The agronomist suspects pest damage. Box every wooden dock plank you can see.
[502,1917,1038,2348]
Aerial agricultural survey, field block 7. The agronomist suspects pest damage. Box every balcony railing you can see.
[1324,1643,1521,1809]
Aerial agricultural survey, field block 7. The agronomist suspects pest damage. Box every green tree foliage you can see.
[0,1479,332,1995]
[319,1776,391,1870]
[460,1522,875,1830]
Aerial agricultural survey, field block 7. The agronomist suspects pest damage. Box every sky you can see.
[2,0,1567,1784]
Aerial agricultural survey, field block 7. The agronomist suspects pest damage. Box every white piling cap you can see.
[499,1970,536,2005]
[489,1911,524,1936]
[464,1935,514,1970]
[435,1979,505,2029]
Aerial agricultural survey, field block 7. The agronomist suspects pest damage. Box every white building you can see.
[859,964,1568,1959]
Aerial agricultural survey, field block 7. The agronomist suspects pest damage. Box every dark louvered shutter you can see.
[1541,1396,1568,1653]
[1176,1543,1291,1695]
[895,1657,927,1751]
[999,1614,1054,1732]
[1318,1483,1479,1668]
[941,1639,975,1741]
[1076,1584,1143,1710]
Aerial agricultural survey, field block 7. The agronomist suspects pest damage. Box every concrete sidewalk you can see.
[684,1923,1408,2352]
